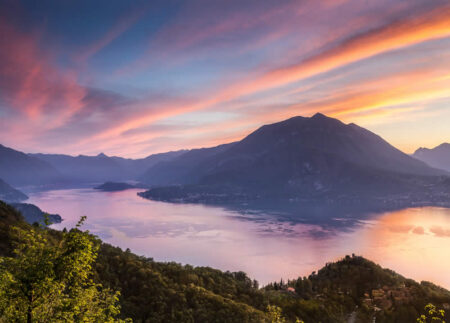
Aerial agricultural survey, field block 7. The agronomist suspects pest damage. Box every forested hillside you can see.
[0,200,449,322]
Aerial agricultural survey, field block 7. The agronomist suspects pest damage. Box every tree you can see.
[267,305,286,323]
[417,303,446,323]
[0,216,130,322]
[266,305,304,323]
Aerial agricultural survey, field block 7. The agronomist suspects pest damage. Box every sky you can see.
[0,0,449,158]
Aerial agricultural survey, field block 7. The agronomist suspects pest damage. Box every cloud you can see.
[115,1,304,75]
[0,17,141,152]
[74,5,149,63]
[412,226,425,235]
[93,5,450,145]
[224,4,450,102]
[430,226,450,238]
[0,19,86,124]
[83,49,449,156]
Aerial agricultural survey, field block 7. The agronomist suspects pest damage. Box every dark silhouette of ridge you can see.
[139,114,448,204]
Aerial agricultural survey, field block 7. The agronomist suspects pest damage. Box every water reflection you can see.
[27,188,450,288]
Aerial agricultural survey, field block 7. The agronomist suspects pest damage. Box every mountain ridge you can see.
[29,149,187,184]
[0,178,28,202]
[413,143,450,172]
[0,144,62,187]
[139,114,448,206]
[139,114,446,198]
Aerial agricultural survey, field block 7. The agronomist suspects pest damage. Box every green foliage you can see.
[94,244,267,322]
[0,201,25,257]
[267,305,286,323]
[266,305,304,323]
[263,255,450,322]
[417,303,446,323]
[0,215,129,322]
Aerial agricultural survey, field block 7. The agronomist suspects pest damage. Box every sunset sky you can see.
[0,0,449,157]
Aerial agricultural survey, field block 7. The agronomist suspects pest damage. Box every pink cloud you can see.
[0,19,86,125]
[430,226,450,238]
[412,226,425,235]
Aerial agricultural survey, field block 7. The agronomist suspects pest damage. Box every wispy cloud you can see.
[0,19,85,125]
[74,5,149,63]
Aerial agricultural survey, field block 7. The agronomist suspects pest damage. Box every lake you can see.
[28,188,450,288]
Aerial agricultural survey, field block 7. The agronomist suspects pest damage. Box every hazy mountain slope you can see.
[413,143,450,172]
[140,143,235,185]
[10,202,62,225]
[111,150,187,179]
[30,152,126,183]
[140,114,445,198]
[31,150,187,183]
[0,144,62,186]
[0,178,28,202]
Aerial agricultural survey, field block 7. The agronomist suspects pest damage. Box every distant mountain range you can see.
[413,143,450,172]
[0,144,185,187]
[1,114,448,207]
[139,113,448,205]
[30,150,186,184]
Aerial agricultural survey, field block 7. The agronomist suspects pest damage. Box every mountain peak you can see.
[311,112,327,119]
[413,142,450,172]
[436,142,450,150]
[309,112,343,126]
[97,152,107,158]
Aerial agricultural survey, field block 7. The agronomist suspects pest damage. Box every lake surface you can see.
[28,188,450,288]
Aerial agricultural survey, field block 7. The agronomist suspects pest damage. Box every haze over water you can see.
[28,188,450,288]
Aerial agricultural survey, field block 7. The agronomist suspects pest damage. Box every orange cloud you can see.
[88,5,450,148]
[76,58,449,157]
[227,5,450,101]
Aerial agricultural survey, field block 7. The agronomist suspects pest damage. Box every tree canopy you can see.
[0,216,128,323]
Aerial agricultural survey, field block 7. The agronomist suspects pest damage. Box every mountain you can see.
[140,143,235,185]
[30,152,126,183]
[413,143,450,172]
[264,255,450,322]
[31,150,186,184]
[139,113,447,204]
[0,144,62,187]
[0,178,28,202]
[0,202,449,322]
[110,150,188,178]
[10,202,62,225]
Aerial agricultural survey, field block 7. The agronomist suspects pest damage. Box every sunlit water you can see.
[28,188,450,288]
